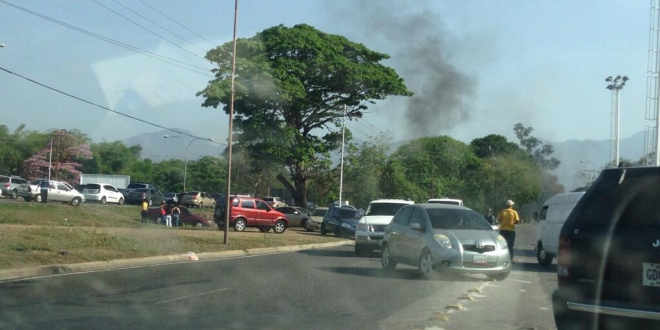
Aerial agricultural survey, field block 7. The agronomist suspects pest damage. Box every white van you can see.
[427,198,463,206]
[535,192,585,266]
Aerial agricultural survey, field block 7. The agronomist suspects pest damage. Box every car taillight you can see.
[3,183,9,188]
[557,234,571,278]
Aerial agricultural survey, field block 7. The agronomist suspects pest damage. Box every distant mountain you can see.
[551,130,646,190]
[123,129,222,162]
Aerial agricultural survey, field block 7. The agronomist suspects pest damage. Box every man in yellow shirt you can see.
[140,196,149,223]
[497,199,520,262]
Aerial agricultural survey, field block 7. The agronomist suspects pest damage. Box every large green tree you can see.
[198,24,411,207]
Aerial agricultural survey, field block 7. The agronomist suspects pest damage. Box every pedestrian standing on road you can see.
[40,180,49,203]
[159,201,167,225]
[140,197,149,223]
[497,199,520,262]
[171,205,181,227]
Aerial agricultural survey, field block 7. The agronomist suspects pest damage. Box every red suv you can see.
[214,196,289,233]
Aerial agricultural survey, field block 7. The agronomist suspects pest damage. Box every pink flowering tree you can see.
[23,130,92,184]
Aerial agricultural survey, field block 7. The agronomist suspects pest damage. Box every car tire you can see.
[118,198,124,206]
[488,271,510,281]
[381,244,397,271]
[300,218,307,229]
[537,242,553,266]
[418,249,434,279]
[71,197,81,207]
[320,223,327,236]
[234,218,247,232]
[553,292,594,330]
[273,220,287,234]
[101,197,107,205]
[304,223,313,232]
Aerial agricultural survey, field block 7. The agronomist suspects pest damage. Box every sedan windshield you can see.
[127,183,146,189]
[366,203,408,216]
[427,209,492,230]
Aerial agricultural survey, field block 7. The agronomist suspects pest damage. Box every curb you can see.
[0,240,353,282]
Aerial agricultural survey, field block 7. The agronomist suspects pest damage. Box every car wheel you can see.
[71,197,81,207]
[300,218,307,229]
[418,249,434,279]
[537,242,553,266]
[273,220,287,234]
[304,223,313,232]
[101,197,107,205]
[118,198,124,206]
[320,223,327,236]
[381,245,397,271]
[488,271,510,281]
[234,218,247,232]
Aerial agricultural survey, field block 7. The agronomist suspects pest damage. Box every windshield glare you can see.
[427,209,492,230]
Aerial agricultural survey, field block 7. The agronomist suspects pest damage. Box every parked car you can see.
[321,205,361,238]
[263,196,286,208]
[305,207,328,232]
[16,179,42,202]
[552,167,660,329]
[535,192,584,266]
[355,199,415,256]
[427,198,464,206]
[164,192,178,204]
[145,205,210,227]
[0,175,28,199]
[123,183,163,206]
[213,196,289,233]
[180,191,215,208]
[81,183,125,205]
[275,206,309,227]
[41,180,85,206]
[381,204,510,280]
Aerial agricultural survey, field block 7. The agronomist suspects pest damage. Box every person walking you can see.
[40,180,49,203]
[171,205,181,227]
[497,199,520,262]
[140,197,149,223]
[159,201,167,225]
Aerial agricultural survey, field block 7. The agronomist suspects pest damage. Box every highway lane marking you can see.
[155,288,230,305]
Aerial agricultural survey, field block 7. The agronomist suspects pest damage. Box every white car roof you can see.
[369,199,414,205]
[427,198,463,203]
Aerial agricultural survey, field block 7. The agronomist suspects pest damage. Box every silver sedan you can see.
[381,204,511,280]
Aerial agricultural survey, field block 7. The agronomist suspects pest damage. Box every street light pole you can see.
[605,75,628,167]
[224,0,239,245]
[338,104,347,206]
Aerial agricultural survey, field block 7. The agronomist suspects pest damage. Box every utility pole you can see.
[338,104,347,206]
[645,0,660,165]
[48,136,53,181]
[605,75,628,167]
[224,0,239,245]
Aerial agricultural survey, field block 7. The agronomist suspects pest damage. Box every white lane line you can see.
[155,288,230,304]
[510,278,532,284]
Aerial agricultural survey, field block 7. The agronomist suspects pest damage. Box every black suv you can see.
[553,167,660,329]
[123,183,163,206]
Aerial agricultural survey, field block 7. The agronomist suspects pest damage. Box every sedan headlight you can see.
[496,235,508,250]
[433,234,452,249]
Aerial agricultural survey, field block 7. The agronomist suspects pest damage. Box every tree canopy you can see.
[198,24,412,207]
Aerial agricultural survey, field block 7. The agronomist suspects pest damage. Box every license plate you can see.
[643,263,660,287]
[473,255,488,264]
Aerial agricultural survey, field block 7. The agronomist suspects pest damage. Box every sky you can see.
[0,0,652,147]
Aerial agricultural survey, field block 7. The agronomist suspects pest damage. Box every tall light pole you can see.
[606,75,628,167]
[163,135,216,192]
[224,0,239,245]
[338,104,347,207]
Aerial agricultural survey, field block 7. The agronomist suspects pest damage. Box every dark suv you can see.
[123,183,163,206]
[553,167,660,329]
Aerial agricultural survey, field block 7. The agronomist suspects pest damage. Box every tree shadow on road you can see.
[318,266,485,282]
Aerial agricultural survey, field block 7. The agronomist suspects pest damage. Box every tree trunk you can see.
[276,173,307,208]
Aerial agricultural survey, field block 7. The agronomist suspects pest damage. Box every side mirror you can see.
[410,222,424,231]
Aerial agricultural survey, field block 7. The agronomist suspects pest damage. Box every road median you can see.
[0,239,353,282]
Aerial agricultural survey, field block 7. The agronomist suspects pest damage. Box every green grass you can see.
[0,201,343,269]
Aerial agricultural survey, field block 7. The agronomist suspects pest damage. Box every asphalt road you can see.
[0,224,557,330]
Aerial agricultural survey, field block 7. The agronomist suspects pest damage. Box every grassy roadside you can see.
[0,201,343,269]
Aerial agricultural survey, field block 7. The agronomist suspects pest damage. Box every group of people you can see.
[139,194,182,227]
